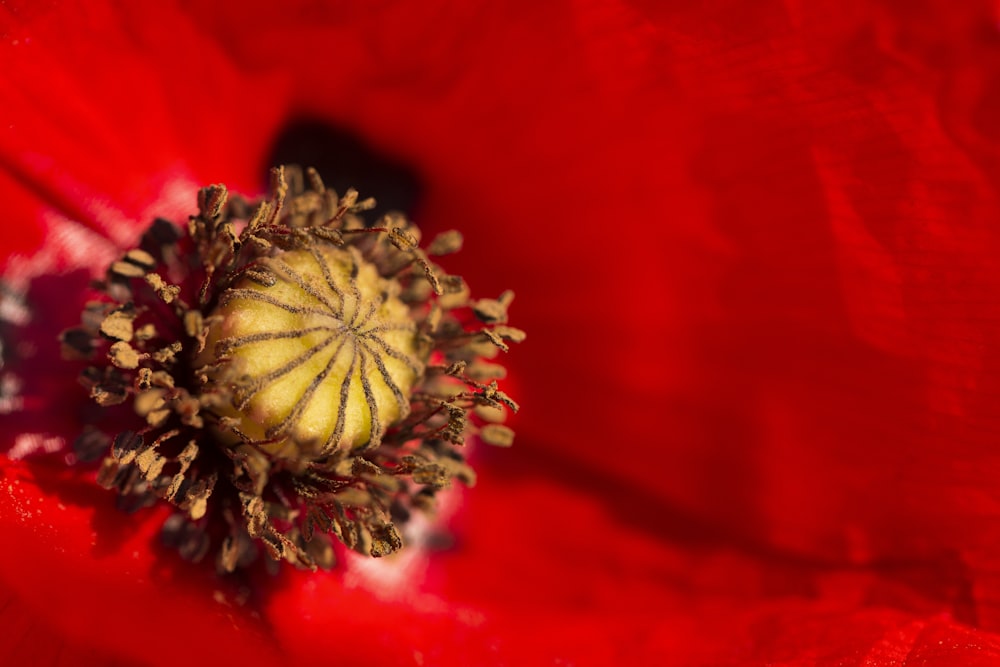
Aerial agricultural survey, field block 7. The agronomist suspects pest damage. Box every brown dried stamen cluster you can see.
[61,166,522,571]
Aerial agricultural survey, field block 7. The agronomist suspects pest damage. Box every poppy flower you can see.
[4,0,1000,665]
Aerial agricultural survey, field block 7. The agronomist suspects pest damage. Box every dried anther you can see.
[61,166,522,572]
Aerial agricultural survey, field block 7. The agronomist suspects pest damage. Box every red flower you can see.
[3,0,1000,665]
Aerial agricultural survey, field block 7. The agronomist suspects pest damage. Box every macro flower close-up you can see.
[4,1,1000,665]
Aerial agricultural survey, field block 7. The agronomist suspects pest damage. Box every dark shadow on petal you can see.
[266,120,424,220]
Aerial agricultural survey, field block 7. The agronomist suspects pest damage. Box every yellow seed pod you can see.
[205,244,423,459]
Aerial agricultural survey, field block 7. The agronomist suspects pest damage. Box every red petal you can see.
[0,580,128,667]
[0,459,284,665]
[0,0,288,256]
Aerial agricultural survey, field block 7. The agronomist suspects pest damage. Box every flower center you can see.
[60,166,523,572]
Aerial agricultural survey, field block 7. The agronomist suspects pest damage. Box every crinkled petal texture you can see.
[3,0,1000,665]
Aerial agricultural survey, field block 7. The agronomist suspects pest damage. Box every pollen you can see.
[59,166,523,572]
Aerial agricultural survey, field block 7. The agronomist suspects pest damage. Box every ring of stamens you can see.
[59,165,523,572]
